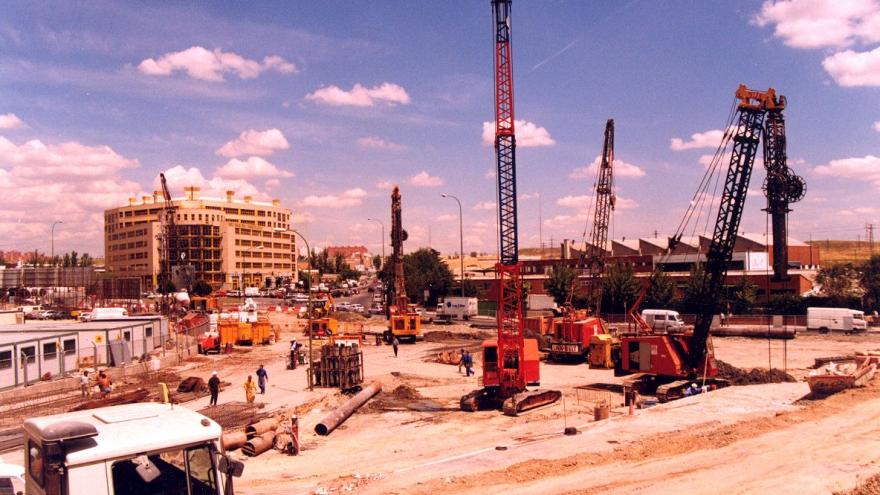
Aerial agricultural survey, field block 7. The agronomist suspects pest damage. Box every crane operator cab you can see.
[22,403,243,495]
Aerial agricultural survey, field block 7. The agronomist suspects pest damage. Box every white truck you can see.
[86,308,129,321]
[436,297,478,321]
[526,294,558,312]
[21,403,243,495]
[807,307,868,334]
[641,309,685,332]
[243,287,261,298]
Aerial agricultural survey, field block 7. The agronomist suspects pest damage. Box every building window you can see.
[0,350,11,370]
[63,339,76,355]
[21,346,35,364]
[123,331,131,342]
[43,342,57,360]
[145,327,153,337]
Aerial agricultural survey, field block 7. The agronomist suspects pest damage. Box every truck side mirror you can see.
[218,455,244,477]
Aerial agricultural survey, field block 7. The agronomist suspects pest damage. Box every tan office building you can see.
[104,187,296,291]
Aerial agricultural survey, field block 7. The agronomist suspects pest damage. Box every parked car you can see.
[336,302,352,312]
[350,303,364,313]
[227,290,242,298]
[370,304,385,315]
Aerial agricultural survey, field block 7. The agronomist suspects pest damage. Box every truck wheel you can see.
[819,327,829,334]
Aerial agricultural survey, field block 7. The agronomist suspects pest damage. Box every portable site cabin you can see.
[0,330,80,389]
[0,316,168,390]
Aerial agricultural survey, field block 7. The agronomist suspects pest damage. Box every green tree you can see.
[379,248,453,306]
[644,269,675,309]
[78,253,94,267]
[725,276,759,314]
[191,279,213,297]
[62,253,71,267]
[158,279,177,295]
[372,254,382,271]
[297,270,312,291]
[545,264,576,306]
[339,265,361,282]
[768,293,807,315]
[677,264,707,314]
[861,255,880,313]
[601,262,642,314]
[816,263,861,305]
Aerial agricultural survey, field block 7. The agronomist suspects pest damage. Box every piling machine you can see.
[157,172,178,294]
[460,0,561,415]
[548,119,615,362]
[384,185,420,343]
[616,84,803,402]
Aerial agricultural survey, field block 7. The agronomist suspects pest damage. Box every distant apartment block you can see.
[104,187,295,290]
[325,245,372,270]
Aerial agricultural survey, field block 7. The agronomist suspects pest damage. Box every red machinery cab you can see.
[480,338,540,388]
[548,316,608,361]
[617,332,719,379]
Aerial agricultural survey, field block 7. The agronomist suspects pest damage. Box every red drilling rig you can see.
[460,0,561,416]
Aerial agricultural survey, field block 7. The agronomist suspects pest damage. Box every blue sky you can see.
[1,0,878,257]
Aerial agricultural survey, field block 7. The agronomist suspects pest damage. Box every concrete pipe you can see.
[315,381,382,436]
[221,431,247,451]
[242,431,276,457]
[246,418,280,438]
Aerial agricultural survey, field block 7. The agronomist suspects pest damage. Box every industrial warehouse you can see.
[2,1,880,495]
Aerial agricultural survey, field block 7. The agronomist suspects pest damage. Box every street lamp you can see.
[276,227,314,391]
[367,218,385,270]
[50,221,63,265]
[441,194,465,297]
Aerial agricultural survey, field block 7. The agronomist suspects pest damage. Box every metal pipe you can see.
[242,431,276,456]
[245,418,279,438]
[221,431,247,451]
[314,381,382,436]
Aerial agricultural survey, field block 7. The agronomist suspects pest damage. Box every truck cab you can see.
[22,403,243,495]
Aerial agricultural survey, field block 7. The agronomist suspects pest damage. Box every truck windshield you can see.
[111,443,217,495]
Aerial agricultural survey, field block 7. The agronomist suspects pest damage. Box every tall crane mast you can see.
[461,0,560,415]
[158,172,177,291]
[384,186,420,343]
[587,119,615,310]
[762,105,806,282]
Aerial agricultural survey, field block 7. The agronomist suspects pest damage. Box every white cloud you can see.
[305,82,410,107]
[0,135,143,252]
[753,0,880,49]
[481,120,556,147]
[670,129,725,151]
[874,121,880,132]
[0,136,138,177]
[557,194,637,210]
[814,155,880,189]
[375,180,395,189]
[157,165,265,199]
[568,155,646,179]
[543,213,588,229]
[0,113,26,129]
[216,156,293,179]
[216,128,289,157]
[264,178,280,190]
[436,213,457,222]
[822,46,880,87]
[519,192,539,200]
[484,168,496,179]
[301,188,367,208]
[292,211,315,225]
[357,136,406,151]
[473,201,496,211]
[409,170,444,187]
[138,46,297,82]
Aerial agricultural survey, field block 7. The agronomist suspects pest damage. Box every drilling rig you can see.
[460,0,561,415]
[384,185,420,343]
[548,119,615,362]
[617,85,803,402]
[157,172,177,293]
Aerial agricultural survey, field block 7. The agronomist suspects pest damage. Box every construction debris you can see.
[432,350,462,365]
[715,360,797,386]
[198,402,268,430]
[807,352,879,396]
[69,388,150,411]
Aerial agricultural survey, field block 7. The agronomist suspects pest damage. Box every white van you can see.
[807,307,867,334]
[87,307,129,321]
[641,309,685,332]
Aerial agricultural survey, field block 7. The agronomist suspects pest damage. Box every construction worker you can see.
[244,375,257,404]
[457,348,466,374]
[392,337,399,358]
[79,370,91,398]
[256,364,268,394]
[463,350,474,377]
[208,371,220,406]
[97,371,113,398]
[289,339,298,370]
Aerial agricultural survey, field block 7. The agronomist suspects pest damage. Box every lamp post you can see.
[277,227,314,391]
[50,221,63,265]
[367,218,385,271]
[441,194,465,297]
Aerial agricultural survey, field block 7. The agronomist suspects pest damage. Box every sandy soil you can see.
[185,318,878,495]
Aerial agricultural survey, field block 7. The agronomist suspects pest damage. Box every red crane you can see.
[460,0,560,415]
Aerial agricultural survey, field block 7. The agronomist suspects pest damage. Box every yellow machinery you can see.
[588,334,618,369]
[388,309,420,343]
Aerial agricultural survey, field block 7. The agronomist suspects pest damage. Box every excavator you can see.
[384,186,420,343]
[615,84,803,402]
[460,0,561,416]
[548,119,615,363]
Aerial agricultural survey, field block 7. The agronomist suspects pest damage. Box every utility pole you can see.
[867,223,875,255]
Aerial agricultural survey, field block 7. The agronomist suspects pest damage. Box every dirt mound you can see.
[390,384,423,400]
[835,472,880,495]
[424,330,492,342]
[334,312,367,322]
[716,360,797,385]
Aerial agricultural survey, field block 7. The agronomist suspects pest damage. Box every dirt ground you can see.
[183,318,878,495]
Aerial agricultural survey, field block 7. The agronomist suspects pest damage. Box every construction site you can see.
[3,1,880,495]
